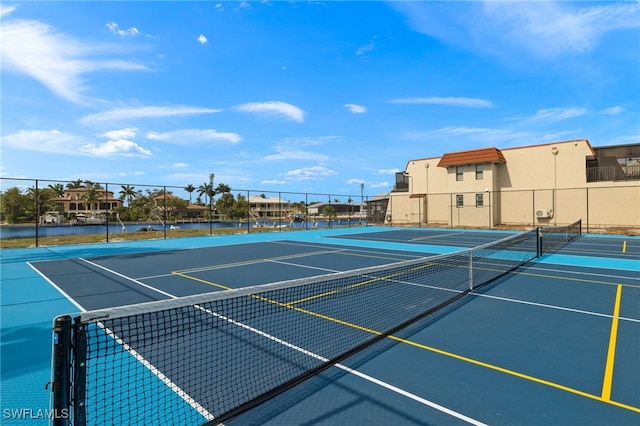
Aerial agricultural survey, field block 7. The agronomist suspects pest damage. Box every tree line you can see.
[0,180,347,224]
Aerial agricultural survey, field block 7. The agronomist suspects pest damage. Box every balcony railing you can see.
[586,165,640,182]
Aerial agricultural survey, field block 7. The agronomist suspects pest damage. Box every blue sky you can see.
[2,1,639,197]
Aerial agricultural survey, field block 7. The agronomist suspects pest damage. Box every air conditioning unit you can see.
[536,209,553,219]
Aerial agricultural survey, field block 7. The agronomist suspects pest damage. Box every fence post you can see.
[35,179,40,247]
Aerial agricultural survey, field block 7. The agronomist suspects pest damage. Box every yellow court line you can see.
[172,271,232,291]
[286,263,434,306]
[266,291,640,413]
[172,270,639,413]
[387,334,639,413]
[601,284,623,401]
[622,241,627,253]
[173,249,346,274]
[478,266,640,289]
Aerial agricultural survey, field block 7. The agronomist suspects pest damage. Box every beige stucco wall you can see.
[386,139,640,230]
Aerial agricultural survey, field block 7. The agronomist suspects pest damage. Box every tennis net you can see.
[51,229,539,426]
[539,219,582,255]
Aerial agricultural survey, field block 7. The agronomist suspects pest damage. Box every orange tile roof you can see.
[437,147,506,167]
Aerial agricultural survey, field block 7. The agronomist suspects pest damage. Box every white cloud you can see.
[196,34,207,44]
[0,4,17,17]
[79,140,152,157]
[146,129,241,144]
[433,126,513,136]
[356,41,375,56]
[81,106,223,123]
[100,128,138,140]
[173,163,190,168]
[118,171,145,177]
[388,97,493,108]
[601,105,624,116]
[376,168,401,175]
[284,165,338,181]
[2,129,151,157]
[261,179,286,185]
[263,150,328,162]
[393,1,640,60]
[235,101,305,123]
[106,21,139,37]
[370,182,391,189]
[526,107,588,121]
[1,12,148,103]
[346,179,365,185]
[344,104,367,114]
[3,129,79,155]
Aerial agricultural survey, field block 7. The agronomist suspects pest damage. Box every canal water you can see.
[0,219,364,239]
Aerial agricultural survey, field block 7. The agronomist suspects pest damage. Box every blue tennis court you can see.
[1,226,639,425]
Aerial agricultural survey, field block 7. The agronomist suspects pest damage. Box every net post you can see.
[536,227,541,257]
[52,315,72,426]
[74,323,88,426]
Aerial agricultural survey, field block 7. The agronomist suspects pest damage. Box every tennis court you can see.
[2,225,639,425]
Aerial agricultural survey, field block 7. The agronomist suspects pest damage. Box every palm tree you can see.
[119,185,136,207]
[66,179,84,189]
[82,186,100,216]
[197,182,214,206]
[215,183,231,195]
[322,205,337,220]
[184,184,196,204]
[48,183,65,197]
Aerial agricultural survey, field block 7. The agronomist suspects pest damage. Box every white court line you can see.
[67,258,215,420]
[73,257,486,425]
[473,292,640,324]
[411,232,460,241]
[28,262,86,313]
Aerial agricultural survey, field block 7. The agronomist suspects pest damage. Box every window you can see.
[456,194,464,208]
[476,193,484,207]
[456,166,463,181]
[475,164,483,180]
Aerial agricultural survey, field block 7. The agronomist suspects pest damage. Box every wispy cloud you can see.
[262,150,328,162]
[235,101,305,123]
[3,129,151,157]
[261,179,286,185]
[0,4,17,17]
[344,103,367,114]
[346,178,365,185]
[106,21,139,37]
[146,129,241,144]
[356,40,375,56]
[601,105,624,116]
[261,136,336,162]
[1,9,148,103]
[81,106,222,123]
[525,107,588,121]
[376,168,401,175]
[79,140,151,157]
[393,1,640,60]
[284,165,338,181]
[369,181,391,189]
[196,34,207,44]
[388,97,493,108]
[100,128,138,140]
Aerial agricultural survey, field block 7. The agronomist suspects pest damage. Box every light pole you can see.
[360,182,364,223]
[424,163,429,226]
[551,147,558,225]
[209,173,214,235]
